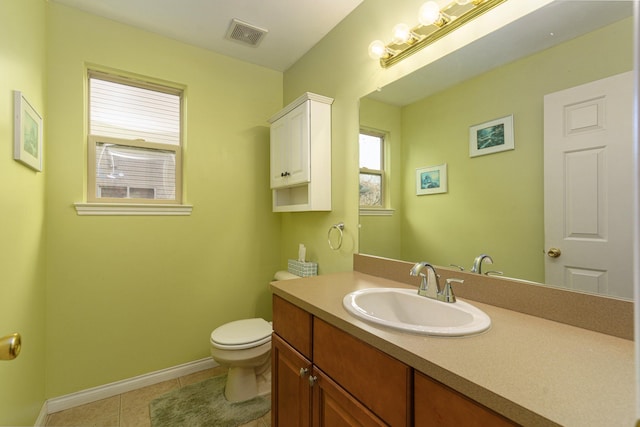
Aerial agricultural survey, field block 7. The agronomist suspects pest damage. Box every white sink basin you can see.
[343,288,491,337]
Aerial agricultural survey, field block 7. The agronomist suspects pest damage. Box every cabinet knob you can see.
[308,375,318,387]
[299,367,309,377]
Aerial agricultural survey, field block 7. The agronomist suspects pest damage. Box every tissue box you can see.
[288,259,318,277]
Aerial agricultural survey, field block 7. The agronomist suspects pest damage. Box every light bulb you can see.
[368,40,386,59]
[391,23,411,44]
[418,1,441,26]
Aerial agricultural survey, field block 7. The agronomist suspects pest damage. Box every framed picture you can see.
[14,91,43,171]
[469,114,514,158]
[416,164,447,195]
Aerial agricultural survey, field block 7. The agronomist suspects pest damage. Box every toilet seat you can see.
[211,318,272,350]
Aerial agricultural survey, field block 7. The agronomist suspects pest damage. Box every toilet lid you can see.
[211,318,272,349]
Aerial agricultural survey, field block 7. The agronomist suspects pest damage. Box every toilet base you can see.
[224,366,258,402]
[224,364,271,403]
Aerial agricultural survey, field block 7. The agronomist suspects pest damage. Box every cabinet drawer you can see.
[414,372,517,426]
[313,318,412,427]
[272,295,312,358]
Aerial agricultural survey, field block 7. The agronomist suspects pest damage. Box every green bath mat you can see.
[150,374,270,427]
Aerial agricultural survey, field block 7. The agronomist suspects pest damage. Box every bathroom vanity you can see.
[270,255,635,426]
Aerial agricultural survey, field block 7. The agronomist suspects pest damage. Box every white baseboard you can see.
[44,357,216,416]
[34,404,48,427]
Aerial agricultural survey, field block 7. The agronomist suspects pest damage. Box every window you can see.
[359,130,385,208]
[87,71,183,204]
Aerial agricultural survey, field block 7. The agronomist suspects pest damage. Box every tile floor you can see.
[45,367,272,427]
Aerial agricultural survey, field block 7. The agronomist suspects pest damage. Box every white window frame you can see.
[75,69,191,216]
[359,129,393,215]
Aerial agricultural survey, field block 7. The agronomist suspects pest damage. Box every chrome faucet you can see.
[410,261,464,303]
[410,262,440,299]
[471,254,493,274]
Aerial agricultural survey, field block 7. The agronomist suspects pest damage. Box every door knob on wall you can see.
[0,333,21,360]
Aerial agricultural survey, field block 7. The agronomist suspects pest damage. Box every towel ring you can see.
[328,222,344,250]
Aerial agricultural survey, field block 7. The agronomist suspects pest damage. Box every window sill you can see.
[74,203,193,216]
[359,208,395,216]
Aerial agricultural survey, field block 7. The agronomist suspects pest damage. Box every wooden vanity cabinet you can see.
[272,295,389,426]
[272,294,517,426]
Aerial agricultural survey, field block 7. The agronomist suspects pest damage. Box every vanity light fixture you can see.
[368,0,508,68]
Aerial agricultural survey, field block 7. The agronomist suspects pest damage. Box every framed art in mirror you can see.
[469,114,514,158]
[416,164,447,195]
[14,90,43,172]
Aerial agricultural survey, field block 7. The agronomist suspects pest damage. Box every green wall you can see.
[44,3,283,398]
[358,98,403,260]
[0,0,47,424]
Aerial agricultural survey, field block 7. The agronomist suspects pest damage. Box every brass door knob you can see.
[0,333,21,360]
[547,248,562,258]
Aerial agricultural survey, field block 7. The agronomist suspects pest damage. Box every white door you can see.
[544,71,633,299]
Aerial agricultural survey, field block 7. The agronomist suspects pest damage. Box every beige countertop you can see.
[271,271,636,427]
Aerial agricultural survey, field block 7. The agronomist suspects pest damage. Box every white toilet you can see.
[210,270,300,402]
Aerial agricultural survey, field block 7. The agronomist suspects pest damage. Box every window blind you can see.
[89,76,181,145]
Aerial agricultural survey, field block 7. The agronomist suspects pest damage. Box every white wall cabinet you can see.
[268,92,333,212]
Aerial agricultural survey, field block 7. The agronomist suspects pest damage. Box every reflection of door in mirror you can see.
[544,72,633,299]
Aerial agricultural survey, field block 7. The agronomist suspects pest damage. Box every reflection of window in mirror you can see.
[359,130,386,208]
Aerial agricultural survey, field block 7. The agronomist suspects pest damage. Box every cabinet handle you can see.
[308,375,318,387]
[299,367,309,377]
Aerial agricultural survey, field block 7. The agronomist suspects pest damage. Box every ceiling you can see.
[50,0,363,72]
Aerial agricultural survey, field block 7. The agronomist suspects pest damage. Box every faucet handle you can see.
[441,278,463,303]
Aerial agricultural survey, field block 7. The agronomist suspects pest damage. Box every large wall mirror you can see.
[359,1,634,300]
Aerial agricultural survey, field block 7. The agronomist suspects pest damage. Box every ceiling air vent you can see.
[225,18,268,47]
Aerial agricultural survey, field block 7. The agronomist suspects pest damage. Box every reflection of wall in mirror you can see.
[359,99,403,260]
[359,17,633,290]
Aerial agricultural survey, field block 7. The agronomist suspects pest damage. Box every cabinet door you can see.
[270,101,310,189]
[414,372,517,426]
[272,333,312,427]
[312,368,387,427]
[314,318,412,426]
[270,117,289,188]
